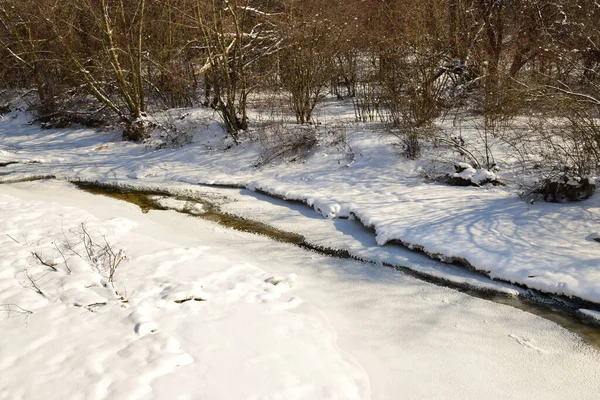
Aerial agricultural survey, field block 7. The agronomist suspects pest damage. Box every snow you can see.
[453,164,497,184]
[579,309,600,322]
[152,196,205,214]
[1,107,600,303]
[0,181,365,399]
[1,180,600,399]
[188,184,525,297]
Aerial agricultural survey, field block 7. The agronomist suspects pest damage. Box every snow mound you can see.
[308,198,341,218]
[450,163,498,186]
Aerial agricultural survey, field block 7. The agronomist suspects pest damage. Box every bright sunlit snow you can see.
[1,107,600,302]
[1,106,600,399]
[1,180,599,400]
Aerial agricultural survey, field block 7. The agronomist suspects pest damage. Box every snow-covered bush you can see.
[139,112,196,149]
[442,163,501,187]
[537,173,596,203]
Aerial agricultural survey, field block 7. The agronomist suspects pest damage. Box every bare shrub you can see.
[255,122,318,166]
[74,223,126,284]
[256,121,352,167]
[6,223,127,315]
[144,113,194,150]
[277,0,344,124]
[523,90,600,183]
[391,128,422,160]
[352,83,383,123]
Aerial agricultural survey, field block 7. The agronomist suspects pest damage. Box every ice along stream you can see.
[69,180,600,349]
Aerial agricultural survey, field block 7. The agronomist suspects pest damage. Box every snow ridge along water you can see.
[2,180,600,400]
[1,107,600,306]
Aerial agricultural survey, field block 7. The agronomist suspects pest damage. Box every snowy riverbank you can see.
[1,107,600,304]
[2,180,600,399]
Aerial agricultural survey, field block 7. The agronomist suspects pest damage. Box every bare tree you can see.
[277,0,344,124]
[192,0,282,139]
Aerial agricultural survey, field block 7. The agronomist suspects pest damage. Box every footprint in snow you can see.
[160,283,208,303]
[128,310,158,336]
[134,321,158,336]
[272,296,303,311]
[265,273,297,288]
[509,334,547,354]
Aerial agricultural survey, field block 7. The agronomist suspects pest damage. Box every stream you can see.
[71,181,600,349]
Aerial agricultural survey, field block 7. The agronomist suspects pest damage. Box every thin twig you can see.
[61,224,81,258]
[31,252,58,272]
[54,243,71,274]
[6,234,20,244]
[102,236,124,282]
[80,223,95,261]
[2,303,33,315]
[25,271,46,298]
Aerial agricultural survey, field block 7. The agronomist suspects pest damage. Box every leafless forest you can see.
[1,0,599,197]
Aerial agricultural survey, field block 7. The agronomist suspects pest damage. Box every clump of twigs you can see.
[255,122,318,167]
[255,122,353,167]
[10,222,127,312]
[1,303,33,325]
[76,223,126,284]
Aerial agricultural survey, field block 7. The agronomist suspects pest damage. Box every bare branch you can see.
[6,234,20,244]
[31,251,57,271]
[24,270,46,298]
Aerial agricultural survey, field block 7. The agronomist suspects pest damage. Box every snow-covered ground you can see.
[1,106,599,304]
[2,180,600,400]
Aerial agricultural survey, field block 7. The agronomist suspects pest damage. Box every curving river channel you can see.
[71,181,600,349]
